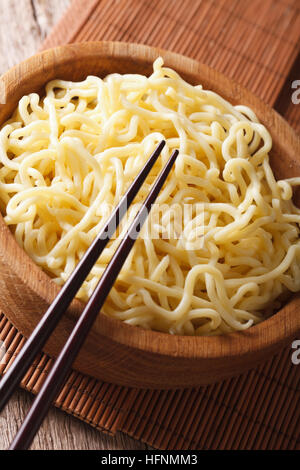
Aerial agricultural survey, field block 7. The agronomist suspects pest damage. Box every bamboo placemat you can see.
[1,0,300,450]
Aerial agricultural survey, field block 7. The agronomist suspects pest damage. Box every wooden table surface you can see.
[0,0,148,450]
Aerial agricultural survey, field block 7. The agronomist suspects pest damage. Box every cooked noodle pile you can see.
[1,58,300,335]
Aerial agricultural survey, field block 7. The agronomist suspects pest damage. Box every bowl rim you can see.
[0,40,299,361]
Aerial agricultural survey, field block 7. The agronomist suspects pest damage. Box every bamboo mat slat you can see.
[275,52,300,134]
[41,0,300,106]
[1,0,300,450]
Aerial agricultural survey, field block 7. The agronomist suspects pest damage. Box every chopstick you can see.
[0,140,165,412]
[9,147,179,450]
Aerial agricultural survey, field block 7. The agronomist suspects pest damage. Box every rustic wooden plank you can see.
[0,389,148,450]
[0,0,147,451]
[0,0,70,73]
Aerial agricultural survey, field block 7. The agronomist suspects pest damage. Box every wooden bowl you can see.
[0,42,299,389]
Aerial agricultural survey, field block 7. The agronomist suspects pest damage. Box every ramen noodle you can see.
[1,58,300,335]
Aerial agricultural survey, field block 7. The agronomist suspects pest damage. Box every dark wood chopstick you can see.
[9,148,179,450]
[0,140,166,413]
